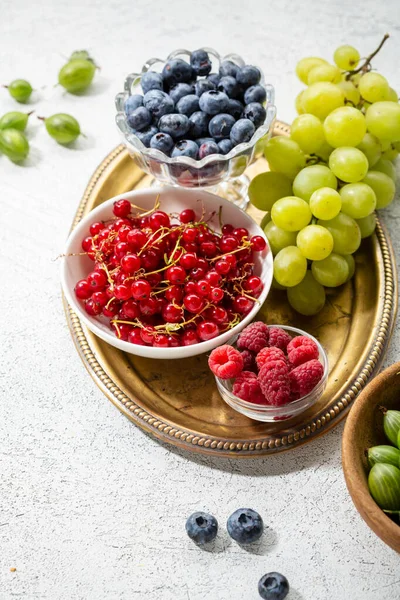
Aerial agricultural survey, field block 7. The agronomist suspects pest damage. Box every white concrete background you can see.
[1,1,400,598]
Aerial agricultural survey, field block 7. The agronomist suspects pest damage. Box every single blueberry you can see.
[217,76,240,99]
[195,79,215,97]
[190,49,212,76]
[198,140,219,159]
[258,573,289,600]
[227,98,244,120]
[176,94,200,117]
[236,65,261,88]
[243,102,266,128]
[209,113,235,140]
[134,125,158,148]
[227,508,263,544]
[230,118,255,145]
[162,59,194,88]
[188,111,210,138]
[172,139,199,159]
[207,73,221,87]
[218,138,233,154]
[199,90,230,115]
[244,84,267,105]
[159,113,190,139]
[141,71,163,94]
[150,132,174,155]
[169,83,194,104]
[219,60,239,78]
[143,90,175,120]
[126,106,152,132]
[195,137,215,147]
[124,94,143,115]
[185,512,218,544]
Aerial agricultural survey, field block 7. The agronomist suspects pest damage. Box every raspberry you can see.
[208,345,243,379]
[258,360,290,406]
[240,349,257,372]
[237,321,269,353]
[290,359,324,397]
[232,371,266,404]
[288,343,319,368]
[268,327,291,351]
[256,347,287,370]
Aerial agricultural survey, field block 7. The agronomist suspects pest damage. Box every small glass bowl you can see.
[115,48,276,196]
[215,325,328,422]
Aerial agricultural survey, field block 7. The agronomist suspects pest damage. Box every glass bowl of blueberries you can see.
[115,48,276,208]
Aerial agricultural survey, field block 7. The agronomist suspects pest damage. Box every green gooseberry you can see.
[0,128,29,162]
[58,59,96,93]
[0,111,33,131]
[4,79,33,103]
[40,113,81,144]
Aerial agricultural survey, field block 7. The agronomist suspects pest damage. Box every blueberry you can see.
[195,79,215,97]
[176,94,200,117]
[185,512,218,544]
[134,125,158,148]
[217,75,240,99]
[141,71,163,94]
[150,132,174,155]
[169,83,194,104]
[243,102,266,128]
[190,49,212,76]
[159,113,190,139]
[209,113,235,139]
[227,508,263,544]
[207,73,221,87]
[218,139,233,154]
[236,65,261,88]
[227,99,244,120]
[230,118,255,145]
[198,140,219,159]
[162,59,194,88]
[124,94,143,115]
[126,106,152,132]
[172,139,199,159]
[195,137,215,147]
[258,573,289,600]
[219,60,239,78]
[244,84,267,105]
[188,111,210,138]
[143,90,175,120]
[199,90,230,115]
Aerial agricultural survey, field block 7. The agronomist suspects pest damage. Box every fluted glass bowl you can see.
[115,48,276,197]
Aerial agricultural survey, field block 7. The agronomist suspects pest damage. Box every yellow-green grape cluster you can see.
[249,36,398,316]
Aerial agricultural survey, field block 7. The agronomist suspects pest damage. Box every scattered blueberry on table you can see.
[258,572,289,600]
[227,508,264,544]
[185,511,218,544]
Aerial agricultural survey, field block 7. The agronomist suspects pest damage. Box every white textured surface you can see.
[1,1,400,599]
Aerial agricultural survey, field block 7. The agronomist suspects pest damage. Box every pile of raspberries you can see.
[208,321,324,406]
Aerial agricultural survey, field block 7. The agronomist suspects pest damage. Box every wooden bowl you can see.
[342,362,400,553]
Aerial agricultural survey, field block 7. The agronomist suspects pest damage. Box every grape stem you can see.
[345,33,390,80]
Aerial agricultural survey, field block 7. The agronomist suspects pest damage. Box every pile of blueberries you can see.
[123,49,267,160]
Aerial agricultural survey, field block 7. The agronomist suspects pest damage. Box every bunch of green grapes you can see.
[250,36,399,316]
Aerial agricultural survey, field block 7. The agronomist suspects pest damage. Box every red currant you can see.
[182,330,199,345]
[87,270,107,291]
[168,225,181,244]
[75,279,92,300]
[114,218,131,230]
[180,252,198,270]
[215,259,231,275]
[82,236,94,252]
[103,299,120,317]
[225,254,237,269]
[233,295,254,314]
[196,279,210,297]
[180,208,196,223]
[167,335,181,347]
[140,215,149,228]
[114,284,132,301]
[140,326,156,344]
[128,328,145,345]
[131,279,151,300]
[251,235,267,251]
[221,223,234,235]
[153,334,169,348]
[190,267,206,281]
[147,272,162,287]
[220,235,238,253]
[209,287,224,303]
[115,241,130,258]
[149,210,170,231]
[182,241,198,253]
[162,303,183,323]
[196,257,208,271]
[90,221,105,236]
[184,281,197,295]
[197,321,219,341]
[210,306,228,324]
[183,293,204,314]
[139,297,159,316]
[85,298,103,316]
[113,323,133,341]
[113,199,131,218]
[97,229,109,243]
[205,270,221,286]
[116,224,132,241]
[141,249,160,270]
[166,265,186,284]
[127,228,147,249]
[121,253,141,273]
[91,291,108,307]
[233,227,249,241]
[200,241,217,257]
[243,275,263,295]
[165,285,184,302]
[182,227,197,243]
[121,299,140,319]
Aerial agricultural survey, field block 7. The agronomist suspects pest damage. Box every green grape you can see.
[295,91,306,114]
[357,133,382,167]
[290,114,325,154]
[357,213,377,238]
[387,87,399,102]
[343,254,355,280]
[373,158,396,182]
[58,59,96,93]
[323,107,366,148]
[310,187,342,220]
[339,182,377,219]
[333,45,360,70]
[366,102,400,143]
[358,72,390,103]
[293,164,337,201]
[5,79,32,103]
[302,82,345,120]
[316,140,334,161]
[317,212,361,254]
[271,196,312,232]
[273,246,307,287]
[307,64,342,85]
[329,147,369,183]
[248,171,292,211]
[362,170,395,209]
[272,277,286,290]
[0,128,29,162]
[296,224,334,261]
[287,271,326,315]
[311,253,349,287]
[381,145,399,161]
[264,137,306,180]
[42,113,81,144]
[337,80,361,106]
[296,57,328,84]
[264,221,297,255]
[0,111,32,131]
[260,212,272,229]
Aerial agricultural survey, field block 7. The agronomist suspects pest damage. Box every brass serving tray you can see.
[64,120,398,456]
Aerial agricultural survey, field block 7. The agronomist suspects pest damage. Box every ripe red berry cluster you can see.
[74,196,267,347]
[208,322,324,406]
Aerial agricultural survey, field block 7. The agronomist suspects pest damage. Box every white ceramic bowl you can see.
[61,186,273,359]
